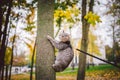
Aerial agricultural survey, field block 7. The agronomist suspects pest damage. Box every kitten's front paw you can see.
[52,64,56,70]
[47,35,52,40]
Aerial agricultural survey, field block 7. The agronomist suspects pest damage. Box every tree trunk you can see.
[0,6,4,78]
[89,0,94,12]
[0,4,4,42]
[8,31,16,80]
[5,65,9,80]
[77,19,89,80]
[36,0,55,80]
[77,0,88,79]
[30,41,36,80]
[77,0,94,80]
[87,0,94,69]
[0,0,13,79]
[112,23,116,64]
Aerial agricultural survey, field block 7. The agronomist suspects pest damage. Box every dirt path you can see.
[56,76,76,80]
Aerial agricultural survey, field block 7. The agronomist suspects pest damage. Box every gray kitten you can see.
[47,31,74,72]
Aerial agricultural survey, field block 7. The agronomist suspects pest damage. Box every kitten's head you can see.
[59,30,70,42]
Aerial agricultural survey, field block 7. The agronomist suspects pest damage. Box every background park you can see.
[0,0,120,80]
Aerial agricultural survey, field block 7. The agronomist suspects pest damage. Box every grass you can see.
[56,64,120,80]
[57,64,120,75]
[11,64,120,80]
[87,64,118,71]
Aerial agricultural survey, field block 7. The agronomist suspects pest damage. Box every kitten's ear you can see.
[60,30,64,34]
[63,30,64,33]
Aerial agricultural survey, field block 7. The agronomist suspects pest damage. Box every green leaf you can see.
[84,12,102,26]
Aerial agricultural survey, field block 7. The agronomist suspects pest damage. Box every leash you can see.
[76,49,120,69]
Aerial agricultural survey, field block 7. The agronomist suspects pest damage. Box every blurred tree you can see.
[88,31,101,56]
[4,47,12,66]
[87,31,101,68]
[24,41,35,64]
[106,0,120,64]
[30,41,36,80]
[77,31,101,67]
[0,0,37,79]
[23,7,36,80]
[0,0,13,79]
[105,42,120,63]
[77,0,88,79]
[105,45,114,62]
[4,47,12,80]
[77,0,101,79]
[36,0,55,80]
[13,53,27,66]
[9,33,16,80]
[115,42,120,63]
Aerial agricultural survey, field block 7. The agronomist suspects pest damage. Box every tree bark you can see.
[87,0,94,69]
[0,0,13,79]
[8,32,16,80]
[5,65,9,80]
[0,5,4,42]
[36,0,55,80]
[89,0,94,12]
[112,23,116,64]
[77,0,94,80]
[77,0,88,80]
[30,41,36,80]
